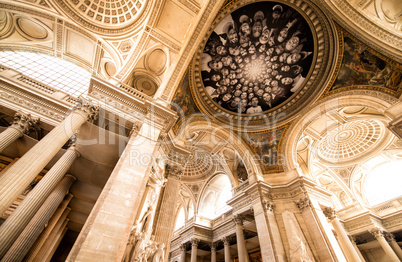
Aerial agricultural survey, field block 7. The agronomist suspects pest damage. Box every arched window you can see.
[198,174,232,219]
[0,51,91,97]
[174,207,185,231]
[364,160,402,206]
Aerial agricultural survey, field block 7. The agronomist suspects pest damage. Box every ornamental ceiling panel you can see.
[52,0,150,35]
[189,0,338,131]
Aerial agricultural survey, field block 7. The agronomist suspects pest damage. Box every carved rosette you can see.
[72,99,99,122]
[323,207,338,221]
[295,197,311,212]
[369,228,385,239]
[11,111,39,135]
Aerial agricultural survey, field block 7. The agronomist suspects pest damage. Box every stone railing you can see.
[232,180,249,195]
[372,197,402,216]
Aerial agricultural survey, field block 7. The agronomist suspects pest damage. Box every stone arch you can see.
[282,90,398,173]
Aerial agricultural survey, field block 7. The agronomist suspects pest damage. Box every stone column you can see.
[190,239,199,262]
[0,145,79,258]
[349,235,366,262]
[67,120,164,262]
[180,244,186,262]
[234,215,249,262]
[223,237,231,262]
[370,229,400,262]
[0,100,97,215]
[0,111,39,153]
[153,164,182,256]
[210,243,216,262]
[323,207,363,262]
[386,233,402,261]
[1,174,76,262]
[25,195,73,262]
[248,185,286,262]
[362,249,375,262]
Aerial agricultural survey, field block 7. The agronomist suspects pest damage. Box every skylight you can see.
[364,160,402,206]
[0,51,91,98]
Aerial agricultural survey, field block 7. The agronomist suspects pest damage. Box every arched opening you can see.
[174,206,185,231]
[198,173,232,219]
[364,160,402,206]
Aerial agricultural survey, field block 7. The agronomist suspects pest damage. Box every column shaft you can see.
[180,247,186,262]
[0,111,39,153]
[211,247,216,262]
[235,221,249,262]
[0,127,24,153]
[1,175,75,262]
[190,244,198,262]
[224,240,231,262]
[0,147,78,257]
[0,106,93,215]
[389,240,402,261]
[376,235,400,262]
[25,196,72,262]
[331,219,362,261]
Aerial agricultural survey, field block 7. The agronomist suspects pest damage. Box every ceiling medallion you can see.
[191,0,337,131]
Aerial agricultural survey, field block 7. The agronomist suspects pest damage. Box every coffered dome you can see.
[317,119,386,165]
[54,0,149,35]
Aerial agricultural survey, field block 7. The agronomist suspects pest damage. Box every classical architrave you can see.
[343,212,385,235]
[88,76,178,132]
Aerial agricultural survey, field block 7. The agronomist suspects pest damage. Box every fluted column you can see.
[349,235,366,262]
[223,237,231,262]
[323,207,363,262]
[0,111,39,153]
[370,229,400,262]
[210,243,216,262]
[234,215,249,262]
[1,174,76,262]
[0,100,97,215]
[0,145,79,258]
[180,244,186,262]
[190,239,199,262]
[386,233,402,261]
[25,195,73,261]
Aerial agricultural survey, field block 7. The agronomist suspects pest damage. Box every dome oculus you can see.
[200,2,314,114]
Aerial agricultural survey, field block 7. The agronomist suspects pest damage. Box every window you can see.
[0,51,91,98]
[198,174,232,219]
[364,160,402,206]
[174,207,185,231]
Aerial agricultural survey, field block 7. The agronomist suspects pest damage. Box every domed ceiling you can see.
[54,0,149,35]
[190,0,337,131]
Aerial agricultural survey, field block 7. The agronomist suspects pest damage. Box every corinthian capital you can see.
[369,228,385,239]
[323,207,338,221]
[73,98,99,121]
[165,164,183,179]
[11,111,39,134]
[295,197,311,211]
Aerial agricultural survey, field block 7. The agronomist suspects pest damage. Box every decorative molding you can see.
[295,197,311,212]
